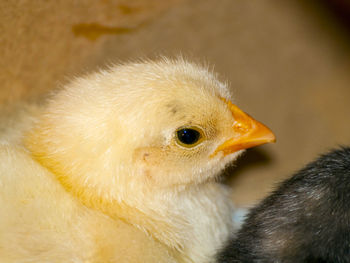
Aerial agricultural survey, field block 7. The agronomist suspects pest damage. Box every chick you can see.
[217,147,350,263]
[0,58,275,263]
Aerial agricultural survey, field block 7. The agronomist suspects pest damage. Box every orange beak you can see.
[211,99,276,157]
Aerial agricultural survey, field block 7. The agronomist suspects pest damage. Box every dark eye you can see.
[175,127,204,147]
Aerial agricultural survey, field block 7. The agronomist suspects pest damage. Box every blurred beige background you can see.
[1,0,350,207]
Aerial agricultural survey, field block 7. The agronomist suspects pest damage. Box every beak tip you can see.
[268,134,277,144]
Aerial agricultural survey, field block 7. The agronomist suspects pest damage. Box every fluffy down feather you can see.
[0,58,274,263]
[217,147,350,263]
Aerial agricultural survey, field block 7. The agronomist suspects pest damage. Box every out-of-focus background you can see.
[1,0,350,207]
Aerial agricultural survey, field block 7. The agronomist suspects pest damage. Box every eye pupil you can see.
[177,128,201,145]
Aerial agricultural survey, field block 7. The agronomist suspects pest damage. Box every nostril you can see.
[233,122,249,134]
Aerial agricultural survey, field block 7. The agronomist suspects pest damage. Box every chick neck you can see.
[24,144,197,256]
[28,146,224,263]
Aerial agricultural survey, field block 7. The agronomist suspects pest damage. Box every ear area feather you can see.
[133,147,165,167]
[132,146,174,183]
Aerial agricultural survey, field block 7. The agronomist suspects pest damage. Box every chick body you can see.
[0,145,176,263]
[0,58,274,263]
[217,147,350,263]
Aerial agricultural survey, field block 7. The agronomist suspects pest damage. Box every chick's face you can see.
[131,88,241,189]
[25,59,275,202]
[117,65,275,191]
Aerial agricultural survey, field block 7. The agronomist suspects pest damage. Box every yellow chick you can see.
[0,58,275,263]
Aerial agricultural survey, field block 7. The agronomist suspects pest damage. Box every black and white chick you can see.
[217,147,350,263]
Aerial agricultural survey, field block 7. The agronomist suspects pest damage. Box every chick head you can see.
[25,58,275,204]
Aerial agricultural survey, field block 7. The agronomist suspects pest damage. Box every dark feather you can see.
[217,147,350,263]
